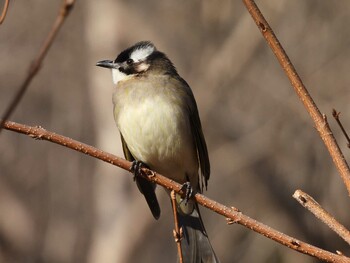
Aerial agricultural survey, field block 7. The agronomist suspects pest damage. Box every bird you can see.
[96,41,219,263]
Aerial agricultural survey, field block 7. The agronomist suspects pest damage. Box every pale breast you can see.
[113,77,198,183]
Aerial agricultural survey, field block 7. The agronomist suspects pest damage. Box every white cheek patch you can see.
[112,68,127,84]
[136,62,150,72]
[130,45,155,62]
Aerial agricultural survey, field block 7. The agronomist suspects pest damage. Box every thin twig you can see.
[242,0,350,196]
[332,109,350,148]
[0,0,9,24]
[293,190,350,246]
[3,121,350,263]
[171,191,183,263]
[0,0,76,133]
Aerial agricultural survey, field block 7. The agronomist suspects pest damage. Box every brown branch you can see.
[0,0,9,24]
[0,0,76,133]
[3,120,350,263]
[332,109,350,149]
[242,0,350,196]
[171,191,183,263]
[293,190,350,246]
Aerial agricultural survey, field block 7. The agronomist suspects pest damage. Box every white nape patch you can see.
[130,45,155,62]
[112,68,127,84]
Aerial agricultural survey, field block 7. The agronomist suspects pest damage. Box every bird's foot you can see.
[180,181,194,205]
[130,160,148,181]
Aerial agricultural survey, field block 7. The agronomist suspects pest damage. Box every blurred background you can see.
[1,0,350,262]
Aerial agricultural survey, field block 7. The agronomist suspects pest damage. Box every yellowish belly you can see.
[116,96,198,183]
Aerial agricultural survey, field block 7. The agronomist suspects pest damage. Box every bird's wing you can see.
[179,78,210,192]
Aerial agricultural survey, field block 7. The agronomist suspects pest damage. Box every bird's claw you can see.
[180,182,193,205]
[130,160,147,181]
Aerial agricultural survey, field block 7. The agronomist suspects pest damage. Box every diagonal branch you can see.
[3,120,350,263]
[293,190,350,246]
[332,109,350,149]
[0,0,9,24]
[0,0,76,133]
[242,0,350,195]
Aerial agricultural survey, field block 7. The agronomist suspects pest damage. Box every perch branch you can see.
[242,0,350,195]
[0,0,76,133]
[3,120,350,263]
[293,190,350,246]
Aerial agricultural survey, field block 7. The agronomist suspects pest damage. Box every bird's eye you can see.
[126,59,133,65]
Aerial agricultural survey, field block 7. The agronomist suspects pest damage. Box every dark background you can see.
[1,0,350,262]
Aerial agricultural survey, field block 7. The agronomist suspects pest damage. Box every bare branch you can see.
[242,0,350,196]
[0,0,76,133]
[171,191,183,263]
[3,120,350,263]
[293,190,350,246]
[332,109,350,149]
[0,0,9,24]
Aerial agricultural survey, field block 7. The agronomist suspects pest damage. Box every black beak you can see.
[96,60,115,69]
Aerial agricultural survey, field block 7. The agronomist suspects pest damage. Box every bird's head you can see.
[96,41,177,84]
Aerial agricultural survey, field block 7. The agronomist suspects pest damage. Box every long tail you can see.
[177,202,220,263]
